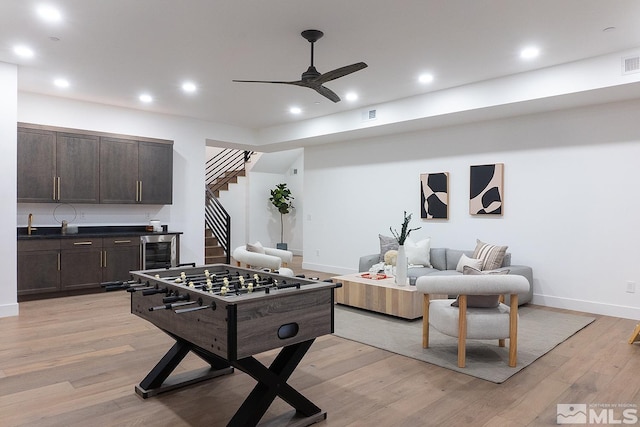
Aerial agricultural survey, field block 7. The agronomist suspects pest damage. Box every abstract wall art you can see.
[420,172,449,219]
[469,163,504,215]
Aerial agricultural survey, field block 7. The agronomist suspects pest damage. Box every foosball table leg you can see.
[228,339,326,427]
[135,337,234,398]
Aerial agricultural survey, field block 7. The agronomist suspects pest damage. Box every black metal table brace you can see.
[135,334,325,427]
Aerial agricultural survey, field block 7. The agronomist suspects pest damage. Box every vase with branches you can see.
[390,211,421,286]
[269,183,294,250]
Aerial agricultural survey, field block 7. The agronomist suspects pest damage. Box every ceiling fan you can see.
[232,29,367,103]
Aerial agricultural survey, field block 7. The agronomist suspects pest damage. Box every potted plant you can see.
[269,183,294,250]
[390,211,421,286]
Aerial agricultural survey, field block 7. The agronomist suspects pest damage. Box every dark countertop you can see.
[17,225,182,240]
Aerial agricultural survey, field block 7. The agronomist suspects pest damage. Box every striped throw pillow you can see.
[472,239,508,270]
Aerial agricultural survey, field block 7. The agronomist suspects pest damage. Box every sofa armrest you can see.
[359,253,380,272]
[232,247,282,270]
[264,247,293,264]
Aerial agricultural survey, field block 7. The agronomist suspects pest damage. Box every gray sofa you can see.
[359,247,533,305]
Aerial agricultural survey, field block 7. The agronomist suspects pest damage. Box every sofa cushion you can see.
[404,237,432,267]
[246,241,265,254]
[429,248,447,270]
[445,249,475,270]
[450,266,510,308]
[408,266,441,277]
[473,239,508,270]
[379,234,399,261]
[455,254,483,272]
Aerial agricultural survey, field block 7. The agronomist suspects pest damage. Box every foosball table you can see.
[123,264,340,427]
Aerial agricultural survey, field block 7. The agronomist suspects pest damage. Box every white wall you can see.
[221,152,304,254]
[303,99,640,320]
[0,62,18,317]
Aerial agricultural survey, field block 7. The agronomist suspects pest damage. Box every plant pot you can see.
[276,243,288,250]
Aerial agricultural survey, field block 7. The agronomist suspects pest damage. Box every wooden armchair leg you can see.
[457,295,467,368]
[422,294,430,348]
[508,294,519,367]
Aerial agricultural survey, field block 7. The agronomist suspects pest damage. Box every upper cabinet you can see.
[17,123,173,205]
[100,138,173,204]
[17,128,99,203]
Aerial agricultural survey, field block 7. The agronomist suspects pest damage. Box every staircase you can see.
[204,149,253,264]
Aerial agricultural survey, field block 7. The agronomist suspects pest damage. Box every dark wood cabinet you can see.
[17,128,99,203]
[100,138,173,204]
[17,240,61,295]
[60,238,103,290]
[103,237,140,282]
[99,137,139,203]
[56,133,100,203]
[138,141,173,204]
[18,235,142,298]
[18,123,173,205]
[17,128,56,203]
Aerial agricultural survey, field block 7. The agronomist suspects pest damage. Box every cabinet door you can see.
[17,241,61,295]
[56,133,100,203]
[17,128,56,202]
[60,239,103,290]
[103,237,141,282]
[138,141,173,204]
[100,137,138,203]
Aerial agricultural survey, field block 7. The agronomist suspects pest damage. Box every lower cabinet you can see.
[18,236,141,298]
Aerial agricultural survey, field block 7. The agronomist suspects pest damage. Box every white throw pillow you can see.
[456,253,483,272]
[403,237,431,267]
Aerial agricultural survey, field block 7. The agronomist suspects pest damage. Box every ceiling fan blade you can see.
[232,79,299,85]
[315,62,368,84]
[314,85,341,103]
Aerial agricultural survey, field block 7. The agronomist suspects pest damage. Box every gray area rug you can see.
[333,304,595,383]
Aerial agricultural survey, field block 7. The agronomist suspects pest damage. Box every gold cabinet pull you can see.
[57,253,61,271]
[73,241,93,246]
[52,177,56,200]
[114,240,131,244]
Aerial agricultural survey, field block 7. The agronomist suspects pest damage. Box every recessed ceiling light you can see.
[520,46,540,60]
[139,94,153,103]
[13,45,34,58]
[182,81,197,93]
[53,78,69,88]
[345,92,358,101]
[603,26,616,33]
[418,73,434,84]
[289,106,302,115]
[36,4,62,22]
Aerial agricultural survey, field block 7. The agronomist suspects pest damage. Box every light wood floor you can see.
[1,257,639,426]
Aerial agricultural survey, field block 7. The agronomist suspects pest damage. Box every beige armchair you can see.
[232,243,293,271]
[416,274,530,368]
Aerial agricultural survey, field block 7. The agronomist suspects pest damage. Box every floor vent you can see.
[622,55,640,75]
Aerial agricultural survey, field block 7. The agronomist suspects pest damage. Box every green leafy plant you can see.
[269,183,294,244]
[390,211,421,245]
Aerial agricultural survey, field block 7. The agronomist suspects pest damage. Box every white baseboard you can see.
[532,294,640,320]
[301,262,356,276]
[0,302,19,318]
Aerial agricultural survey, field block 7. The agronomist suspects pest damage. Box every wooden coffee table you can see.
[332,273,445,320]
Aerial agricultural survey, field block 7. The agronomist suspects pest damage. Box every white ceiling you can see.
[3,0,640,133]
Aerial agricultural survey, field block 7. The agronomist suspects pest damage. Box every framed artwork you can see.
[420,172,449,219]
[469,163,504,215]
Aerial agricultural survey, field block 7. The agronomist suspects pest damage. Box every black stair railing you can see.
[204,149,253,263]
[205,186,231,264]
